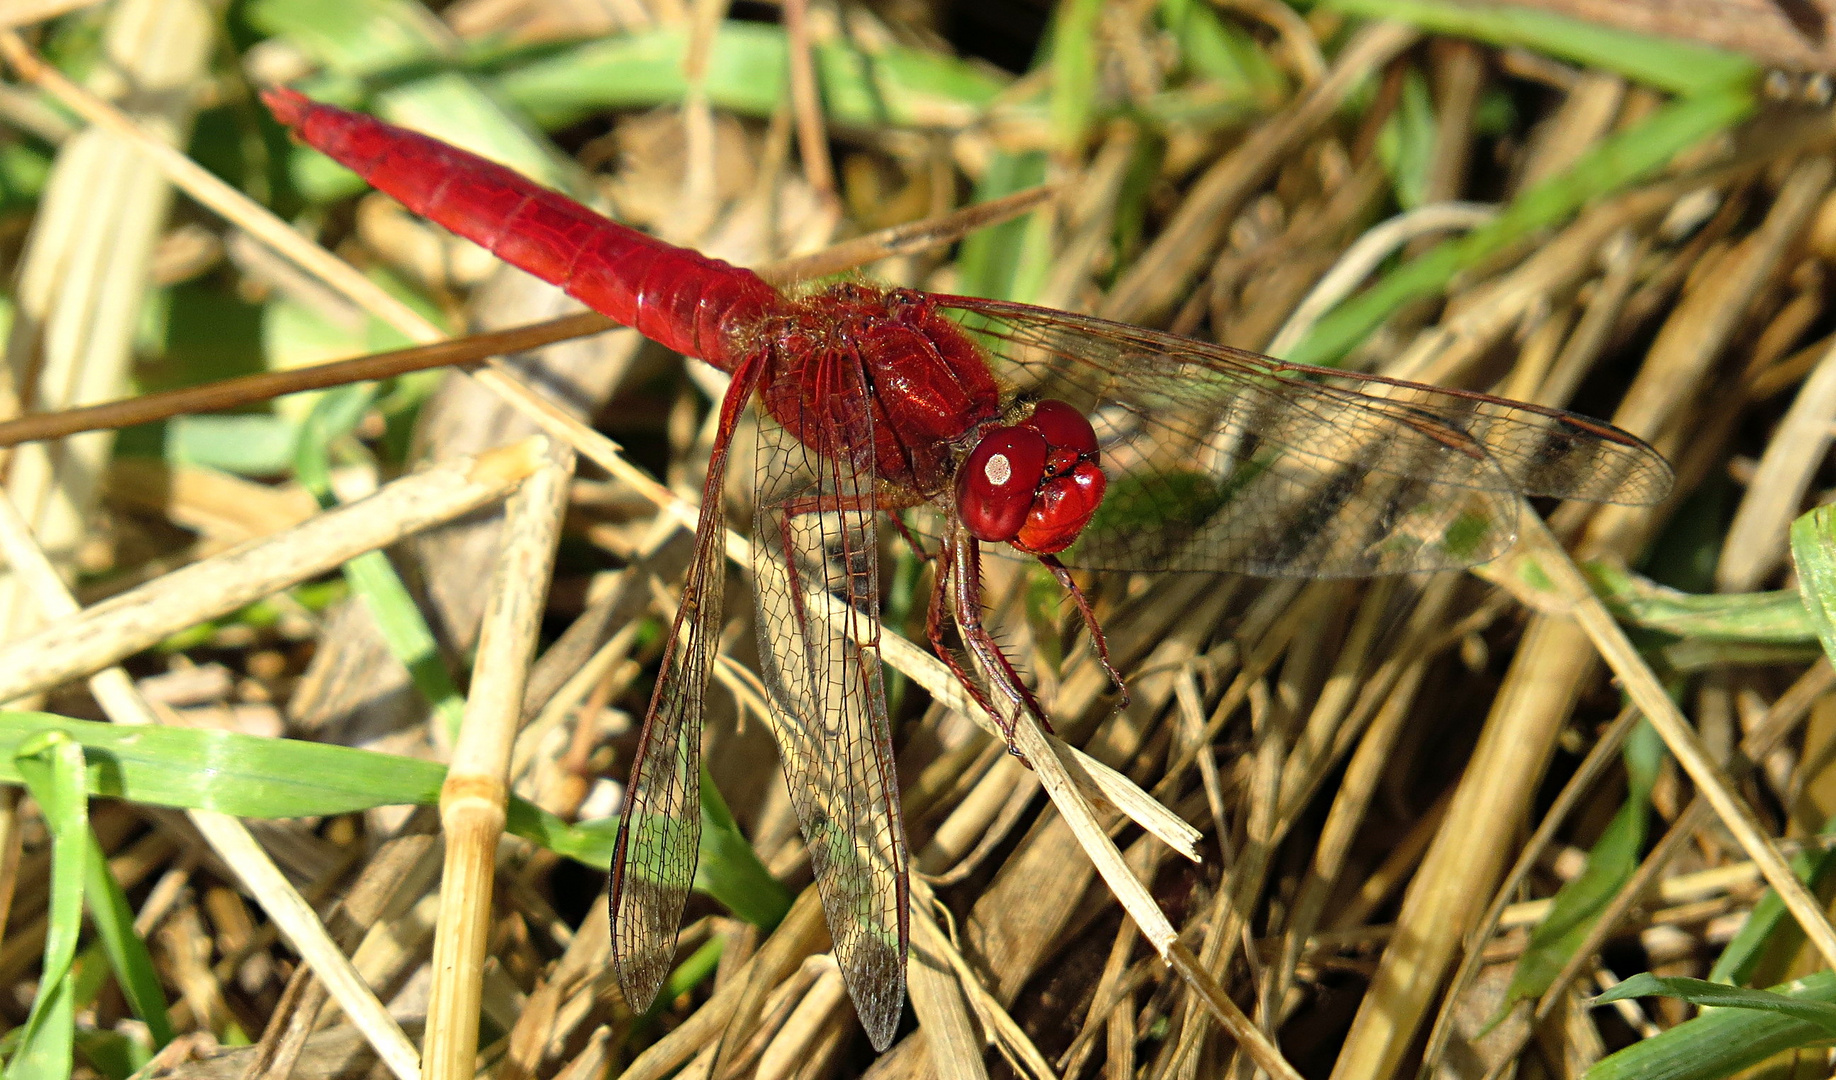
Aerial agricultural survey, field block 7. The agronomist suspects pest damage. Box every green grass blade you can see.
[81,832,174,1047]
[296,388,468,738]
[0,711,445,817]
[494,23,1006,131]
[955,151,1052,302]
[1158,0,1285,101]
[693,764,792,929]
[6,732,88,1080]
[1791,506,1836,665]
[1321,0,1757,96]
[1586,971,1836,1080]
[248,0,580,197]
[1506,721,1662,1003]
[648,936,725,1018]
[71,1027,149,1080]
[1284,85,1755,368]
[1596,973,1836,1034]
[1049,0,1104,153]
[1708,815,1836,987]
[0,714,786,927]
[1588,563,1815,644]
[1378,67,1435,211]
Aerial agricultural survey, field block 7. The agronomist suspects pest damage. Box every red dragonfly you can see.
[265,89,1672,1049]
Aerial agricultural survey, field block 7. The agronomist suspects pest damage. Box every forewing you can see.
[933,297,1673,577]
[609,352,764,1012]
[752,353,910,1051]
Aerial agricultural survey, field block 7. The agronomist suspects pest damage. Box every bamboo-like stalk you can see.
[422,449,572,1080]
[0,491,423,1080]
[0,437,545,703]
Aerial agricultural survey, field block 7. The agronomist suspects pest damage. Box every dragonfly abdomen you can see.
[263,88,780,370]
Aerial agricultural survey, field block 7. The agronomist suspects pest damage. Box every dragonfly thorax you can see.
[754,284,1007,496]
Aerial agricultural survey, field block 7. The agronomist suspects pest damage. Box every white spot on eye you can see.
[983,453,1013,486]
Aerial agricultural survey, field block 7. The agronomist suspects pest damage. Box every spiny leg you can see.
[946,531,1055,749]
[1037,553,1128,709]
[925,536,1011,734]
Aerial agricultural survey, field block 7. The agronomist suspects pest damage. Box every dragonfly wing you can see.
[751,355,910,1051]
[609,353,765,1011]
[935,296,1673,576]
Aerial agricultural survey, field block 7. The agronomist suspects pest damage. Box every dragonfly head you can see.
[956,399,1106,554]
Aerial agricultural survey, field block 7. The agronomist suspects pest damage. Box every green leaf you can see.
[1321,0,1757,97]
[495,23,1006,132]
[694,765,792,929]
[1590,562,1815,644]
[1596,973,1836,1034]
[1506,721,1663,1003]
[0,143,52,210]
[82,831,173,1047]
[0,712,443,818]
[1708,814,1836,987]
[7,733,88,1080]
[652,936,725,1016]
[1792,506,1836,667]
[249,0,579,197]
[0,714,786,927]
[955,151,1053,303]
[296,389,467,737]
[1377,67,1436,211]
[246,0,453,78]
[72,1027,150,1080]
[164,414,303,476]
[1585,971,1836,1080]
[1050,0,1105,153]
[1158,0,1284,100]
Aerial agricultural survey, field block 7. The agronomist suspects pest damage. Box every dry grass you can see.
[1,2,1834,1079]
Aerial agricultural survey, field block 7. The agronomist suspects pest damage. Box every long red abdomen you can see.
[262,88,781,370]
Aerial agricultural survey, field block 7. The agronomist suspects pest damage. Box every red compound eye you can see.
[1021,398,1099,459]
[956,427,1049,543]
[1014,462,1107,554]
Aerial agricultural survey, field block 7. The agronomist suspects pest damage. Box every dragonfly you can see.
[264,89,1673,1050]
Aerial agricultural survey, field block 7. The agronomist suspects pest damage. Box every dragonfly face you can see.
[956,398,1107,554]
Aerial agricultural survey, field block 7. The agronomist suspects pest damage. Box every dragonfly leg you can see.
[925,539,1010,733]
[885,511,935,563]
[1036,554,1128,709]
[947,532,1056,753]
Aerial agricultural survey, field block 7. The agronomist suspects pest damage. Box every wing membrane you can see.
[752,350,910,1050]
[931,296,1672,577]
[608,353,764,1011]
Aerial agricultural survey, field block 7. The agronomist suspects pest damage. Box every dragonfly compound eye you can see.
[1020,398,1099,460]
[957,427,1050,543]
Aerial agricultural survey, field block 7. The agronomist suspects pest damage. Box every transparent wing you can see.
[608,354,763,1011]
[752,352,909,1051]
[930,296,1673,577]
